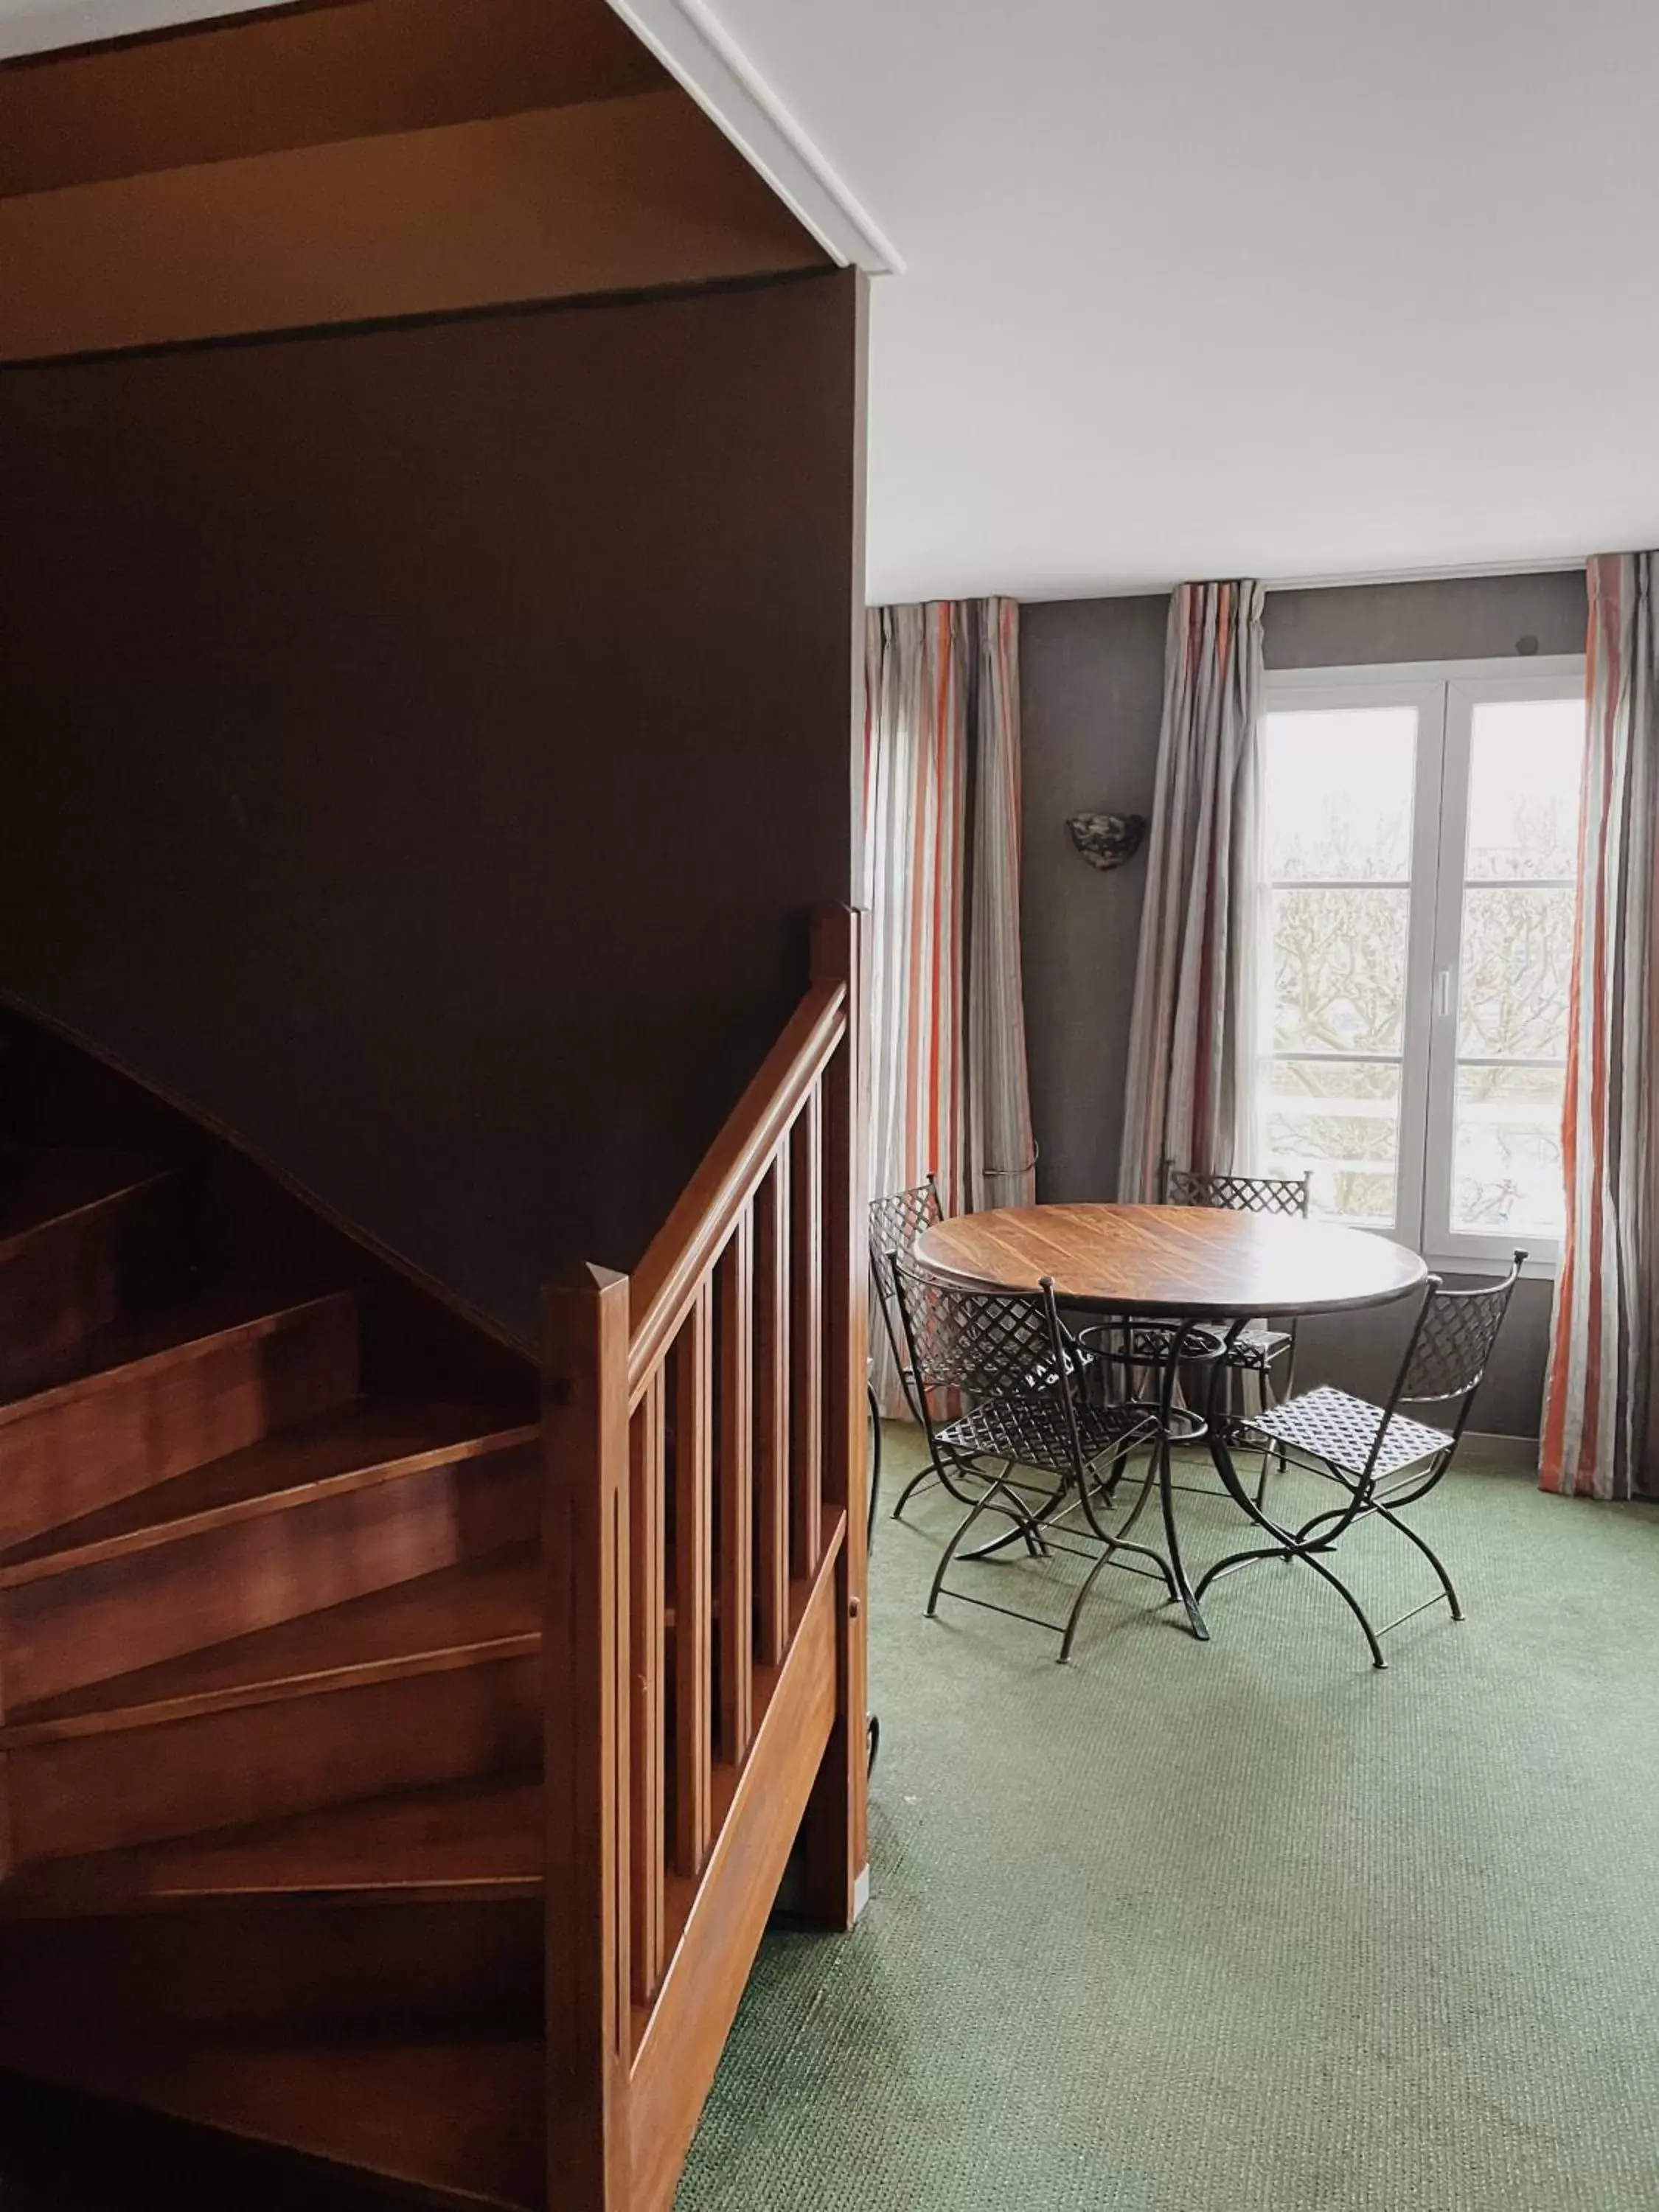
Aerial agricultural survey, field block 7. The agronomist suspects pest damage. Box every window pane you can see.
[1451,1064,1566,1236]
[1262,709,1416,880]
[1263,1057,1399,1228]
[1457,886,1576,1060]
[1465,698,1585,880]
[1272,887,1410,1055]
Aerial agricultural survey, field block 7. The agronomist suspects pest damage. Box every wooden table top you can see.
[911,1203,1428,1319]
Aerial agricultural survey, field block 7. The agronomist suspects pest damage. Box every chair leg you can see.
[1373,1499,1465,1621]
[1060,1459,1178,1664]
[927,1468,1046,1617]
[891,1460,939,1520]
[959,1459,1047,1562]
[1195,1535,1387,1669]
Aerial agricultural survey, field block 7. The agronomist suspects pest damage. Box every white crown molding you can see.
[604,0,902,274]
[0,0,274,58]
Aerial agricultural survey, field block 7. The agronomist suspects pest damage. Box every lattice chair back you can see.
[868,1178,946,1424]
[1160,1159,1312,1217]
[889,1255,1085,1467]
[867,1177,945,1298]
[1397,1251,1527,1408]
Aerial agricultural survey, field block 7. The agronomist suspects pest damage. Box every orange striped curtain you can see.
[1540,553,1659,1500]
[1119,581,1266,1200]
[863,600,1036,1407]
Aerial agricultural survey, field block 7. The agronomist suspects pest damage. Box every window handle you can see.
[1434,968,1455,1019]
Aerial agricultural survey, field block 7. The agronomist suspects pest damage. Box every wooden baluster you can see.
[628,1373,667,2009]
[753,1147,791,1668]
[789,1082,824,1581]
[543,1265,633,2211]
[716,1210,754,1767]
[672,1281,713,1880]
[801,902,870,1932]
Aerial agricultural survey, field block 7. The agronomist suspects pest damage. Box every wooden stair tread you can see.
[0,2030,546,2211]
[0,1149,170,1258]
[4,1546,540,1742]
[0,1397,540,1582]
[0,1274,358,1420]
[1,1773,543,1913]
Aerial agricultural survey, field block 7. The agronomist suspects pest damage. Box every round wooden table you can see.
[909,1203,1428,1646]
[911,1202,1427,1318]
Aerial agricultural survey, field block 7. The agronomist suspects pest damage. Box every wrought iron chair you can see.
[890,1254,1172,1662]
[1197,1251,1527,1667]
[869,1178,949,1520]
[1152,1160,1312,1495]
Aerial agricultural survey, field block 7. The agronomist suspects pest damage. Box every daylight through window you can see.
[1254,662,1585,1265]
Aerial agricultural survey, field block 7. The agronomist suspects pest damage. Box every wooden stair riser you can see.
[0,1175,185,1388]
[0,2035,547,2212]
[0,1441,541,1710]
[0,1298,361,1553]
[0,1898,542,2036]
[5,1651,540,1863]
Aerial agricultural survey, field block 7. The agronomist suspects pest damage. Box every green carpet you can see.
[678,1426,1659,2211]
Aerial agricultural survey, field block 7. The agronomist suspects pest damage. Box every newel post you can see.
[543,1263,633,2212]
[801,901,871,1927]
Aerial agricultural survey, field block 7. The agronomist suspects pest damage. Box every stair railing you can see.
[542,903,867,2212]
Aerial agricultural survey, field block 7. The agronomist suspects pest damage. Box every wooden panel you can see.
[753,1151,791,1668]
[0,1290,361,1554]
[628,1372,667,2008]
[628,1532,841,2212]
[912,1203,1430,1319]
[715,1211,754,1767]
[542,1264,632,2212]
[0,89,826,363]
[3,1772,543,1913]
[788,1087,824,1580]
[5,1649,541,1862]
[0,0,666,197]
[0,268,864,1349]
[0,1898,543,2036]
[0,1159,180,1385]
[0,1436,540,1709]
[672,1285,713,1883]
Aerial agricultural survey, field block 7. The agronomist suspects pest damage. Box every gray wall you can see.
[1018,569,1587,1437]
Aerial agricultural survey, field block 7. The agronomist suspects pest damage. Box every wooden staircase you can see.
[0,908,867,2211]
[0,1134,554,2205]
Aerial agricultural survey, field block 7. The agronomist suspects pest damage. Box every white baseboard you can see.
[1463,1430,1539,1464]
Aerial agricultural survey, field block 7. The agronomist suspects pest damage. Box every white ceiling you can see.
[689,0,1659,602]
[11,0,1659,603]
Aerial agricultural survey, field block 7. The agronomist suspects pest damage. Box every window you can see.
[1253,659,1585,1267]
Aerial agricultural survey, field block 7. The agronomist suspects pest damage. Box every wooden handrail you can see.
[627,977,846,1403]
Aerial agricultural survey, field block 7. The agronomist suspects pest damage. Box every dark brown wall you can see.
[0,268,864,1347]
[0,0,666,195]
[1018,568,1588,1436]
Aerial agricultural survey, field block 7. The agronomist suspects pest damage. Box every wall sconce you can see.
[1066,813,1147,870]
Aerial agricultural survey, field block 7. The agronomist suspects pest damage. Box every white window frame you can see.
[1259,655,1584,1277]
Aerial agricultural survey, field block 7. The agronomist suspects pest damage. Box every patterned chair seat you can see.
[1247,1385,1452,1481]
[937,1385,1154,1480]
[1117,1320,1285,1370]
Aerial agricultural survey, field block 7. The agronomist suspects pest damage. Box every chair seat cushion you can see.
[938,1388,1152,1479]
[1248,1385,1452,1481]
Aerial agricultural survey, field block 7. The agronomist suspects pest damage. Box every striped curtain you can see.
[1119,580,1267,1201]
[863,599,1037,1406]
[1540,553,1659,1501]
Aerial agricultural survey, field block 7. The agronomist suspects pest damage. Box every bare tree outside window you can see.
[1255,684,1584,1252]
